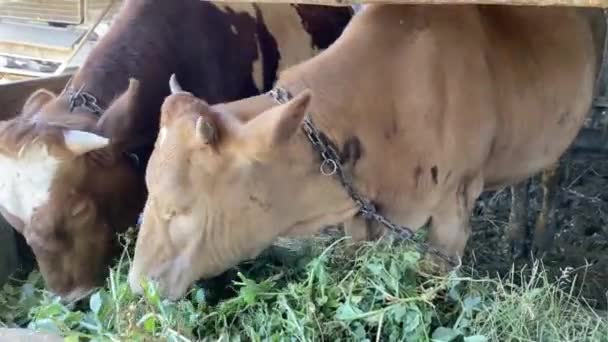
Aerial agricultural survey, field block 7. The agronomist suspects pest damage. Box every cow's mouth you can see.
[58,286,97,305]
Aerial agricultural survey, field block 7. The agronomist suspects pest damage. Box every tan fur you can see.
[129,4,598,300]
[0,2,351,299]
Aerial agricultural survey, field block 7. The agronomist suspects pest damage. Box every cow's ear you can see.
[242,90,311,154]
[195,116,216,145]
[22,89,56,116]
[96,78,143,150]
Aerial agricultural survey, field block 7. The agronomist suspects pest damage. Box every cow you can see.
[127,4,601,300]
[0,0,353,301]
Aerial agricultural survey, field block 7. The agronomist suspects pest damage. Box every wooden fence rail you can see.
[202,0,608,8]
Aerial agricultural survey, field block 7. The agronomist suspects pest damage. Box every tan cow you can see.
[0,0,352,301]
[129,4,599,300]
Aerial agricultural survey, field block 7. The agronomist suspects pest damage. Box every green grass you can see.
[0,230,606,341]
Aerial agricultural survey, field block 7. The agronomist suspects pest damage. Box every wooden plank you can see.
[0,0,83,25]
[0,73,73,121]
[0,328,63,342]
[200,0,608,7]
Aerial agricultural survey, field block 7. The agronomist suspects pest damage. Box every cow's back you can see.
[173,2,352,105]
[282,4,598,210]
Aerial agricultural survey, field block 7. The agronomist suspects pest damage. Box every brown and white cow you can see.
[0,0,352,300]
[128,4,601,300]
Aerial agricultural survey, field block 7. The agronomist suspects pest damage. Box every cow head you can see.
[128,77,357,299]
[0,78,146,301]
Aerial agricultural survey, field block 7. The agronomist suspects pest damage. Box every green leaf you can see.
[195,289,206,305]
[431,327,461,342]
[396,251,420,270]
[63,311,85,328]
[335,303,364,321]
[29,318,61,334]
[463,296,481,312]
[142,281,161,306]
[36,303,64,318]
[448,286,461,301]
[403,308,422,334]
[392,304,407,322]
[90,337,111,342]
[22,283,36,298]
[367,262,384,275]
[89,292,103,315]
[388,261,401,280]
[143,315,157,333]
[64,334,81,342]
[464,336,488,342]
[316,295,328,306]
[239,280,260,305]
[351,322,367,340]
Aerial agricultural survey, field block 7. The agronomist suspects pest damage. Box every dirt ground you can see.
[464,154,608,310]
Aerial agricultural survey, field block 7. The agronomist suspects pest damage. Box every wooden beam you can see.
[0,73,73,121]
[201,0,608,7]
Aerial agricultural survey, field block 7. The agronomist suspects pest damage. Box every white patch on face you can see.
[230,24,238,35]
[158,127,167,147]
[0,144,61,225]
[252,36,264,91]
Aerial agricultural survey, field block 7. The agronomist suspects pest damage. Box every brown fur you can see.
[0,0,352,299]
[507,8,606,259]
[129,4,600,300]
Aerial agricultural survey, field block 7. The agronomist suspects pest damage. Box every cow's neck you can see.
[277,60,365,167]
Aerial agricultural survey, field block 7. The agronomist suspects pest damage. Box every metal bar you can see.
[54,0,116,76]
[199,0,608,7]
[0,67,59,79]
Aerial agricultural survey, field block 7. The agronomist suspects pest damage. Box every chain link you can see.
[267,87,457,267]
[63,83,146,173]
[65,84,105,117]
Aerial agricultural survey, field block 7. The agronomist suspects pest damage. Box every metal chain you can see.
[65,84,105,116]
[267,87,457,266]
[62,81,144,172]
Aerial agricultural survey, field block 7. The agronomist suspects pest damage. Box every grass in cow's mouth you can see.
[0,229,606,341]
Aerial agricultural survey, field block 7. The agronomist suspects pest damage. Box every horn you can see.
[63,130,110,156]
[169,73,190,95]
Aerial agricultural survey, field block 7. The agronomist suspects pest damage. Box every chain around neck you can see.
[266,86,458,267]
